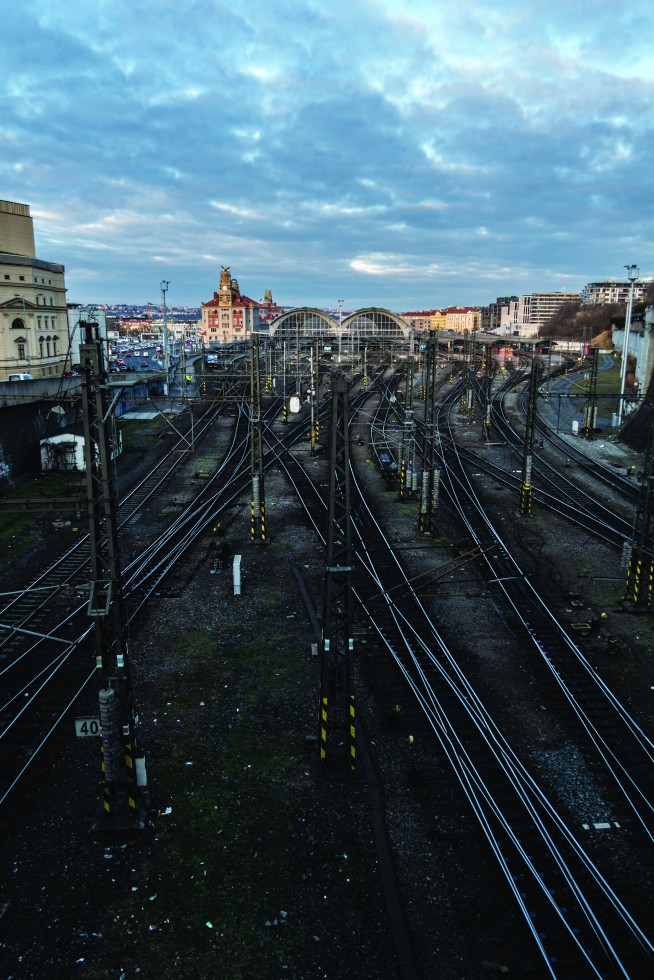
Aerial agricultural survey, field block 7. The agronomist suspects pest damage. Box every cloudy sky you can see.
[2,0,653,311]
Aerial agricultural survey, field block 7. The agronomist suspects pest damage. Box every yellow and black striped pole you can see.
[320,693,328,762]
[349,694,356,771]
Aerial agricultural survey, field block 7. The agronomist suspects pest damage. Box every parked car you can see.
[7,373,33,381]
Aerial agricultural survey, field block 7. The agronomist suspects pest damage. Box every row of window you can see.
[15,336,59,358]
[3,282,56,304]
[11,316,57,330]
[3,275,53,285]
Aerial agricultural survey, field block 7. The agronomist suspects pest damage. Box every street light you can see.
[617,264,639,426]
[161,280,171,395]
[337,299,344,363]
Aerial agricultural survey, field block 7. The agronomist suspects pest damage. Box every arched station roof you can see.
[271,308,337,339]
[342,308,409,339]
[270,307,409,340]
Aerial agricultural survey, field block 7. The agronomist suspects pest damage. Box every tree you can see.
[544,301,626,342]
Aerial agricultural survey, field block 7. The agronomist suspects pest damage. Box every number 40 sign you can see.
[75,717,102,737]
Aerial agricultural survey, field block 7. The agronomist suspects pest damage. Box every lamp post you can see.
[617,265,639,426]
[337,299,344,363]
[161,280,171,396]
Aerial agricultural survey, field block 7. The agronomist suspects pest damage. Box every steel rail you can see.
[264,390,654,976]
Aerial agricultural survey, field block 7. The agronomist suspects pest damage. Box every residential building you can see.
[401,310,439,333]
[200,266,282,345]
[490,291,581,337]
[483,297,517,332]
[0,200,68,381]
[529,292,581,331]
[401,307,482,334]
[581,281,647,306]
[444,306,482,333]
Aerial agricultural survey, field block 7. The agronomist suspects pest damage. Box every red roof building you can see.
[201,266,283,345]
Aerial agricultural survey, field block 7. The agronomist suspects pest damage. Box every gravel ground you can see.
[0,392,652,980]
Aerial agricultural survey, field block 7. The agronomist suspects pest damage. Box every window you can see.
[19,275,25,281]
[37,317,41,329]
[52,336,58,354]
[39,338,44,357]
[11,317,25,330]
[17,342,26,359]
[3,275,9,280]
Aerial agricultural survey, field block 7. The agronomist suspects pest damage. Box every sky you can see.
[1,0,653,312]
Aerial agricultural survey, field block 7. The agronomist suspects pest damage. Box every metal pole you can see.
[520,359,539,516]
[161,280,171,396]
[338,299,343,363]
[80,321,149,830]
[310,347,316,454]
[282,341,288,423]
[617,265,639,426]
[318,377,355,771]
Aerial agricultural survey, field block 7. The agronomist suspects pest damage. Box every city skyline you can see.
[2,1,653,310]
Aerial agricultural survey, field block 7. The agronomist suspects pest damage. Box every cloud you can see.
[0,0,652,308]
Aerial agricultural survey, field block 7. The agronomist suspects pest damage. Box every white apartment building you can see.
[496,291,581,337]
[581,281,648,305]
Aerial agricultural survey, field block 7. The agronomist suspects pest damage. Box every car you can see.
[62,370,80,378]
[7,372,33,381]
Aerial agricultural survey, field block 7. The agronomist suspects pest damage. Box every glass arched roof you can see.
[271,308,336,339]
[342,308,407,338]
[271,307,409,340]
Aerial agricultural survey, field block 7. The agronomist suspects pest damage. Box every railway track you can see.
[361,377,653,975]
[0,400,241,811]
[1,358,652,976]
[259,372,654,976]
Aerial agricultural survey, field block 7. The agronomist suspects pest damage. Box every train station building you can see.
[200,266,282,345]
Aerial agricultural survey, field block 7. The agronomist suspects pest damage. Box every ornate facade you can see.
[0,200,68,381]
[200,266,282,345]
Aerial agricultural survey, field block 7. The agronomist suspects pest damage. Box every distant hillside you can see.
[590,330,613,349]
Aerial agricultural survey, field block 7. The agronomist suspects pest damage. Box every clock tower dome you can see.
[218,266,232,306]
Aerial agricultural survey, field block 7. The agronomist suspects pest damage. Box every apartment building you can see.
[444,306,482,333]
[581,281,647,305]
[489,291,580,337]
[401,307,481,334]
